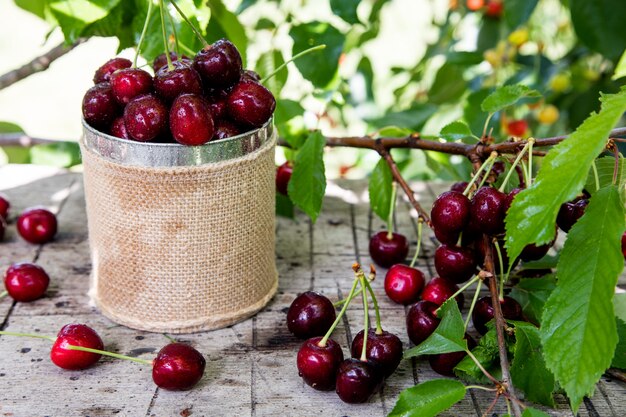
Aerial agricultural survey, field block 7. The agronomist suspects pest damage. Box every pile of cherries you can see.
[83,39,276,146]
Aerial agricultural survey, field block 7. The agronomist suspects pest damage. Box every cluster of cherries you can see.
[83,39,276,146]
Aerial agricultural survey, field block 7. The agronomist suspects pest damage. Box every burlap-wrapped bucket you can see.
[80,119,277,333]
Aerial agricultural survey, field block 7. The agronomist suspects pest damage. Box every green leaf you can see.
[404,299,466,358]
[368,159,393,222]
[454,329,500,383]
[287,131,326,222]
[330,0,361,24]
[464,89,491,135]
[481,84,541,114]
[14,0,52,21]
[570,0,626,62]
[82,0,136,50]
[522,408,551,417]
[376,126,412,138]
[585,156,626,196]
[49,0,121,42]
[429,64,467,105]
[0,121,25,133]
[509,275,556,324]
[255,49,287,96]
[276,192,294,219]
[612,318,626,369]
[389,379,466,417]
[274,99,304,126]
[506,87,626,262]
[440,121,476,142]
[29,142,81,168]
[511,322,556,406]
[206,0,248,65]
[504,0,538,29]
[615,292,626,323]
[613,49,626,80]
[541,185,625,412]
[367,104,437,131]
[289,22,344,88]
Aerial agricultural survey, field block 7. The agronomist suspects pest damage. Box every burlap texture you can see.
[80,135,277,333]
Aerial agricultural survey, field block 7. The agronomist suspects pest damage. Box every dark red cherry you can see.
[472,295,523,334]
[124,94,168,142]
[193,39,242,89]
[504,187,522,213]
[434,244,477,284]
[213,119,242,140]
[50,324,104,370]
[384,264,425,305]
[470,187,506,235]
[297,337,343,391]
[152,343,206,391]
[350,329,403,377]
[287,291,336,339]
[421,277,464,308]
[433,227,459,246]
[110,68,153,105]
[491,161,505,177]
[154,60,203,102]
[335,358,382,403]
[428,334,476,376]
[152,52,189,73]
[93,57,132,84]
[241,69,261,82]
[82,83,119,129]
[227,80,276,128]
[4,262,50,302]
[519,234,556,262]
[169,94,215,146]
[557,198,588,232]
[0,194,10,219]
[431,191,471,234]
[17,207,57,244]
[406,300,440,345]
[109,116,129,139]
[622,231,626,260]
[484,0,503,18]
[450,182,468,193]
[276,162,293,196]
[206,95,227,120]
[369,231,409,268]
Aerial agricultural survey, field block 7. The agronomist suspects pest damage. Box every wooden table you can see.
[0,165,624,417]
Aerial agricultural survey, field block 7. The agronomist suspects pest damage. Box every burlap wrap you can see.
[80,134,277,333]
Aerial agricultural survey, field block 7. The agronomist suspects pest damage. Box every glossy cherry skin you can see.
[0,194,9,219]
[472,296,523,334]
[227,80,276,128]
[169,94,215,146]
[406,300,440,345]
[421,277,464,308]
[109,116,129,139]
[428,334,476,376]
[470,187,506,235]
[297,337,343,391]
[520,234,556,262]
[335,358,382,403]
[622,231,626,260]
[124,94,168,142]
[287,291,336,339]
[433,227,459,246]
[369,231,409,268]
[434,244,477,284]
[82,83,119,129]
[557,198,588,232]
[431,191,471,234]
[154,60,203,102]
[50,324,104,370]
[350,329,403,377]
[152,343,206,391]
[152,52,189,73]
[213,119,242,140]
[93,57,132,84]
[276,162,293,196]
[384,264,424,305]
[449,182,468,193]
[193,39,242,89]
[110,68,154,105]
[504,187,522,213]
[4,262,50,302]
[17,207,58,244]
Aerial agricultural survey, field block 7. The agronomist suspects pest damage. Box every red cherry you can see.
[154,60,203,103]
[276,162,293,196]
[169,94,215,146]
[484,0,503,18]
[507,120,528,137]
[466,0,485,11]
[297,337,344,391]
[431,191,471,235]
[0,193,10,219]
[472,296,523,334]
[50,324,104,370]
[4,262,50,302]
[152,343,206,391]
[109,116,129,139]
[93,57,132,84]
[123,94,168,142]
[428,334,476,376]
[17,207,58,244]
[110,68,154,105]
[193,39,242,89]
[213,119,242,140]
[434,244,477,284]
[350,329,403,377]
[82,83,119,130]
[384,264,425,305]
[152,52,189,73]
[227,79,276,128]
[287,291,336,339]
[406,300,440,345]
[368,231,409,268]
[421,277,464,308]
[335,358,382,403]
[470,187,506,235]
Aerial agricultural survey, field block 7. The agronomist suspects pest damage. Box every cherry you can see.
[384,264,424,305]
[491,161,505,177]
[276,162,293,196]
[152,343,206,391]
[297,337,343,391]
[433,227,459,246]
[193,39,242,89]
[421,277,464,308]
[484,0,503,18]
[406,300,440,345]
[124,94,168,142]
[470,187,506,235]
[450,181,468,193]
[82,83,119,130]
[466,0,484,11]
[335,358,382,403]
[154,60,203,102]
[472,295,523,334]
[0,194,10,219]
[507,119,528,137]
[428,334,476,376]
[109,116,129,139]
[622,231,626,260]
[152,52,189,73]
[110,68,154,105]
[93,57,132,84]
[241,69,261,82]
[504,187,522,213]
[17,207,57,244]
[557,198,588,232]
[430,191,471,235]
[287,291,336,339]
[213,119,242,140]
[369,231,409,268]
[169,94,215,146]
[519,235,556,262]
[4,262,50,302]
[206,95,227,120]
[350,329,403,377]
[50,324,104,370]
[227,79,276,128]
[434,244,477,284]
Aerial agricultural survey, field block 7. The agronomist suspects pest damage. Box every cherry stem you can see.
[319,275,359,347]
[498,140,531,192]
[0,290,7,300]
[169,0,209,48]
[65,345,153,365]
[409,219,423,268]
[520,160,530,188]
[162,333,177,343]
[165,4,180,57]
[466,385,497,392]
[134,0,154,68]
[464,279,483,331]
[362,275,383,335]
[527,138,535,186]
[359,272,369,362]
[333,288,363,307]
[482,113,494,139]
[591,160,600,191]
[611,141,620,185]
[387,181,398,239]
[0,330,55,342]
[463,152,498,196]
[158,0,174,71]
[476,156,497,190]
[491,239,505,301]
[434,275,480,316]
[465,349,499,386]
[260,44,326,84]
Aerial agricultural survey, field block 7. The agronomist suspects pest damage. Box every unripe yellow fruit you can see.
[549,73,570,93]
[508,28,529,47]
[537,105,559,125]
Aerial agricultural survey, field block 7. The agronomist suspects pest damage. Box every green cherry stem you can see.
[464,279,482,331]
[491,240,505,301]
[463,152,498,196]
[362,275,383,335]
[498,140,532,192]
[359,273,369,362]
[0,290,8,300]
[158,0,174,71]
[260,44,326,84]
[333,288,363,307]
[466,385,497,392]
[65,345,153,365]
[319,276,360,347]
[0,330,55,342]
[527,138,535,186]
[591,160,600,192]
[434,275,480,316]
[466,349,499,385]
[170,0,209,48]
[134,0,154,68]
[165,4,180,57]
[520,160,530,188]
[387,181,398,239]
[408,219,423,268]
[476,156,498,190]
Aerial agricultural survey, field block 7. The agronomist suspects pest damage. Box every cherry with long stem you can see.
[158,0,174,71]
[319,275,359,348]
[498,140,531,192]
[358,270,369,361]
[434,275,480,316]
[261,45,326,84]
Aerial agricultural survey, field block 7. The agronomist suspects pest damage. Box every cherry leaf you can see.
[612,318,626,369]
[454,328,500,384]
[368,158,393,222]
[480,84,541,114]
[389,379,466,417]
[439,121,476,143]
[287,131,326,223]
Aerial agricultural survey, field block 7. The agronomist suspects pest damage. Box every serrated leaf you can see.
[570,0,626,62]
[511,322,556,406]
[49,0,121,42]
[368,159,393,222]
[454,329,500,384]
[404,300,466,358]
[481,84,541,114]
[522,408,551,417]
[585,156,626,196]
[504,0,538,29]
[330,0,361,24]
[612,318,626,369]
[287,131,326,222]
[206,0,248,65]
[440,121,475,142]
[614,49,626,80]
[276,193,294,219]
[506,87,626,262]
[509,275,556,324]
[389,379,466,417]
[541,185,625,412]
